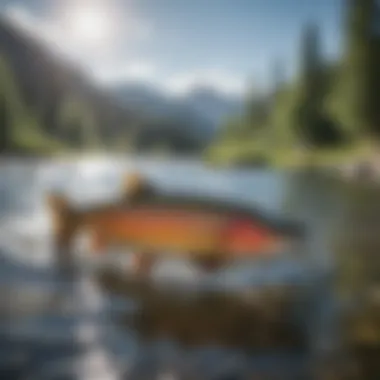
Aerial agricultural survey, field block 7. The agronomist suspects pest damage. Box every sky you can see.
[0,0,344,96]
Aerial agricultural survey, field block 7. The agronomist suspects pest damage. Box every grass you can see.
[9,121,109,159]
[12,130,65,157]
[205,139,375,169]
[7,119,377,170]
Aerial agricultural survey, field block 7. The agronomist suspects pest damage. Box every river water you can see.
[0,158,362,379]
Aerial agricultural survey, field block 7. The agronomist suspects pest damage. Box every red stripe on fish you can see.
[224,218,276,256]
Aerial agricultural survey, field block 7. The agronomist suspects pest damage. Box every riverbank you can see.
[4,140,380,187]
[205,140,380,175]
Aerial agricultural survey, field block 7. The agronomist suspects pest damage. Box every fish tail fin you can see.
[46,192,79,267]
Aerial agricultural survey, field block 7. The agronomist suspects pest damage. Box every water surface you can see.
[0,158,361,379]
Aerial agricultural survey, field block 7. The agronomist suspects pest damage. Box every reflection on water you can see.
[0,158,378,379]
[98,271,309,352]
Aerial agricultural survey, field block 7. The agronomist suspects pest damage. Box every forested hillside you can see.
[0,17,210,156]
[208,0,380,167]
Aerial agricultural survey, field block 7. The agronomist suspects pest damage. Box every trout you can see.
[47,173,304,274]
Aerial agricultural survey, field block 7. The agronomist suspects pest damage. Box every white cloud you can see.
[92,63,248,96]
[92,62,248,97]
[2,5,247,97]
[164,69,247,96]
[93,61,157,83]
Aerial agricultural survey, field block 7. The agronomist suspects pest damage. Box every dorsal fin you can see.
[120,172,156,202]
[46,192,71,216]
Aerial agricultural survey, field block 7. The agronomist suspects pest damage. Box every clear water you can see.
[0,158,347,379]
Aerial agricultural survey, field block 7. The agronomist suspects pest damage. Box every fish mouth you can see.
[276,220,306,241]
[268,221,306,254]
[278,221,306,254]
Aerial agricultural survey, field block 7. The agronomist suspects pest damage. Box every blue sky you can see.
[0,0,344,95]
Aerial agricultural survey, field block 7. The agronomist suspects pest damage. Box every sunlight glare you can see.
[66,4,113,46]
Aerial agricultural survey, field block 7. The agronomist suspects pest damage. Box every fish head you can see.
[225,217,306,258]
[271,219,306,254]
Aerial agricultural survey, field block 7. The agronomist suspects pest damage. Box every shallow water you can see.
[0,158,355,379]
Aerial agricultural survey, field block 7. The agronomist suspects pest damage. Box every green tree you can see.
[245,95,271,133]
[293,23,343,147]
[0,57,65,155]
[0,57,25,152]
[327,0,380,140]
[58,97,99,150]
[294,23,324,145]
[266,58,294,148]
[270,83,299,148]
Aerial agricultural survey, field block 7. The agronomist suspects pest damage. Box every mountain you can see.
[179,86,244,127]
[0,15,140,150]
[112,82,244,140]
[0,16,211,155]
[112,81,216,151]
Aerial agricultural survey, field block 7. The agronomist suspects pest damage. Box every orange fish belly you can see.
[98,209,229,254]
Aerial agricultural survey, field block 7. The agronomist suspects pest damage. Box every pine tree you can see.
[366,0,380,138]
[268,58,290,148]
[0,57,26,153]
[294,22,324,146]
[293,22,343,147]
[327,0,380,140]
[58,97,98,150]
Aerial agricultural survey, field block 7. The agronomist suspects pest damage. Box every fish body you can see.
[47,174,305,273]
